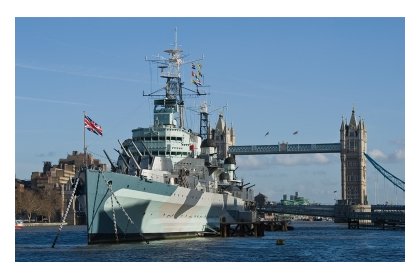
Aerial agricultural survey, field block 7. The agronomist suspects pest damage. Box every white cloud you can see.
[16,63,143,83]
[236,155,266,170]
[236,153,331,170]
[272,154,330,166]
[236,148,404,171]
[392,148,405,161]
[16,95,88,106]
[368,148,405,163]
[369,149,387,160]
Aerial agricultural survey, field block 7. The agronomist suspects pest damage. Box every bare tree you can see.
[15,186,63,223]
[20,190,41,222]
[38,188,61,222]
[15,189,25,218]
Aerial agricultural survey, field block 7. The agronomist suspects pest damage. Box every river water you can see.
[15,221,404,262]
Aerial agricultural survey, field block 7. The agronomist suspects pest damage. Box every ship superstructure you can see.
[78,31,255,244]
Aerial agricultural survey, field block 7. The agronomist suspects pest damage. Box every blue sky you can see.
[14,17,405,204]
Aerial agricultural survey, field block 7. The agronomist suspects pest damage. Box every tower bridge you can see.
[229,143,341,155]
[227,108,405,221]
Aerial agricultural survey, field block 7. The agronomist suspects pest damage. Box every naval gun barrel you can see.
[117,140,141,174]
[245,184,255,190]
[114,148,129,169]
[139,139,153,158]
[127,148,142,172]
[239,182,250,190]
[138,139,153,166]
[131,139,143,157]
[103,149,117,172]
[118,139,132,159]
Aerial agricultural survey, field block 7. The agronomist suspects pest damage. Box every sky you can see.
[14,17,405,205]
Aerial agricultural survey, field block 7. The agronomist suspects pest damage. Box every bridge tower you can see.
[212,114,236,160]
[340,108,368,205]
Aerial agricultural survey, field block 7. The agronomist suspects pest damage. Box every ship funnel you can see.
[224,156,236,180]
[200,138,217,155]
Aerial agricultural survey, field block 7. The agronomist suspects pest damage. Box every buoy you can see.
[276,239,284,245]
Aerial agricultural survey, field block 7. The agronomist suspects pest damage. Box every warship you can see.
[77,32,256,244]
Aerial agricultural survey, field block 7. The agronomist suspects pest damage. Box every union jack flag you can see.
[84,115,103,136]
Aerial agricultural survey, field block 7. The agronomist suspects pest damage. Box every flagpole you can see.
[83,111,86,168]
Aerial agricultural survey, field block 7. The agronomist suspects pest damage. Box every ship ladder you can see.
[101,172,149,244]
[51,176,80,248]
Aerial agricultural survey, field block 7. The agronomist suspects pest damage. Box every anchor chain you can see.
[101,173,135,225]
[100,172,149,243]
[110,195,119,242]
[51,176,80,248]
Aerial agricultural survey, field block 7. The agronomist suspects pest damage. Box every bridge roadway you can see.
[258,204,405,224]
[228,143,341,155]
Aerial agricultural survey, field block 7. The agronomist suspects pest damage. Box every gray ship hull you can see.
[81,169,247,244]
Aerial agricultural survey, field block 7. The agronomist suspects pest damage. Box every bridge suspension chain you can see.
[364,153,405,192]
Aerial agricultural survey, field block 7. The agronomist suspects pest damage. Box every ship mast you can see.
[144,28,206,130]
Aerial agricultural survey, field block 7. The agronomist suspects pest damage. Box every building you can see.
[254,193,268,208]
[15,179,31,193]
[30,151,106,224]
[340,108,368,205]
[59,150,106,171]
[280,192,310,206]
[31,161,75,190]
